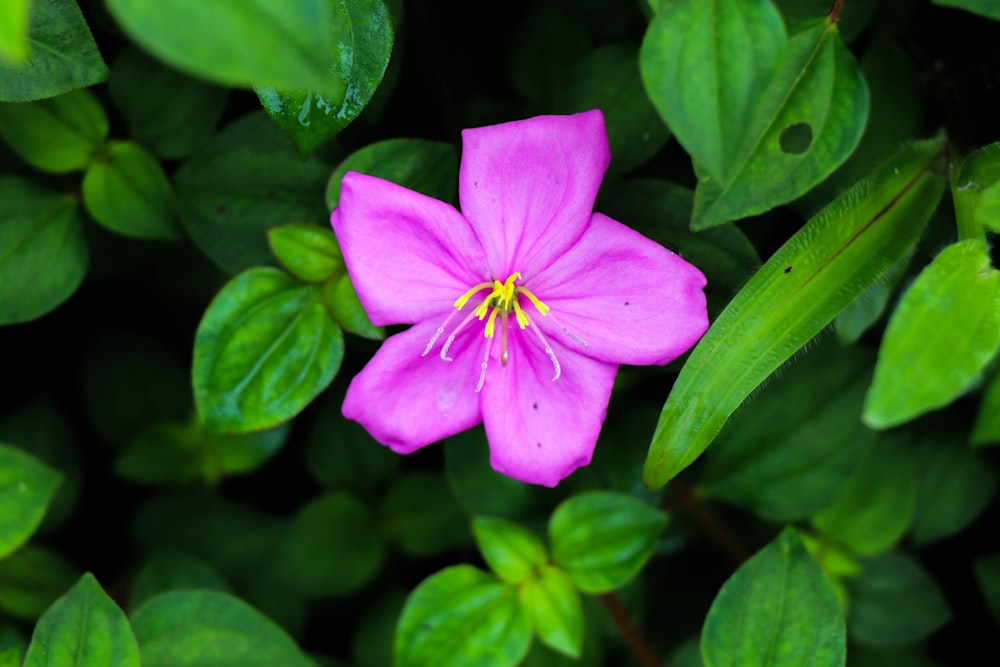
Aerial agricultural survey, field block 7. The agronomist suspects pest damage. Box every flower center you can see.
[421,272,586,392]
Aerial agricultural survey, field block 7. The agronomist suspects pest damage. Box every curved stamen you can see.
[546,311,588,348]
[422,309,460,357]
[476,335,493,393]
[440,309,482,361]
[525,313,561,381]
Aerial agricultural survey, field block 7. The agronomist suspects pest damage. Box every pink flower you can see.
[330,110,708,486]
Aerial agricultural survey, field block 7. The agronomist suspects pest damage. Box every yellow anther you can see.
[517,286,550,316]
[454,282,494,310]
[484,307,500,338]
[512,300,529,329]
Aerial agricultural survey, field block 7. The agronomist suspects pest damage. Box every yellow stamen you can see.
[517,286,550,316]
[454,281,494,309]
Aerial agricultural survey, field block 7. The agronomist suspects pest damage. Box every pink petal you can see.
[528,213,708,366]
[342,319,485,453]
[459,110,611,278]
[332,172,488,326]
[481,331,617,487]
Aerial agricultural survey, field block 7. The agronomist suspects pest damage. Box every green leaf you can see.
[0,0,108,102]
[323,273,384,339]
[812,434,915,556]
[932,0,1000,20]
[352,590,406,667]
[380,472,468,557]
[23,573,140,667]
[834,252,911,344]
[472,517,547,584]
[864,240,1000,428]
[518,566,582,659]
[701,528,845,667]
[0,648,18,667]
[549,491,666,594]
[105,0,339,98]
[0,88,108,172]
[131,590,316,667]
[643,138,946,488]
[326,138,457,209]
[127,551,231,613]
[952,142,1000,238]
[0,176,88,326]
[699,341,875,522]
[555,45,669,177]
[0,0,30,63]
[267,223,343,283]
[0,445,61,559]
[847,551,951,647]
[973,553,1000,626]
[271,492,384,597]
[774,0,878,42]
[256,0,393,157]
[176,112,331,273]
[0,545,79,620]
[395,566,531,667]
[193,267,344,434]
[108,47,228,159]
[82,141,181,240]
[443,428,534,519]
[641,1,869,228]
[972,370,1000,446]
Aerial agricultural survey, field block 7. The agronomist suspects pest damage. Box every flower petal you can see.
[343,319,485,453]
[332,172,488,326]
[459,110,611,278]
[528,213,708,366]
[481,331,617,487]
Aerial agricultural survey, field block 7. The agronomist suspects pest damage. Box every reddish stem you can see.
[599,592,666,667]
[829,0,845,25]
[665,480,751,566]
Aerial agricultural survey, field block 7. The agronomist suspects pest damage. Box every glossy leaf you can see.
[106,0,338,98]
[326,138,457,209]
[699,341,875,521]
[271,492,383,597]
[702,527,845,667]
[0,88,108,173]
[193,267,344,434]
[0,177,88,326]
[518,566,582,659]
[127,551,231,613]
[322,273,384,339]
[395,565,531,667]
[643,138,946,489]
[847,551,951,647]
[257,0,393,157]
[176,112,331,274]
[131,590,316,667]
[380,472,468,556]
[642,0,869,228]
[972,370,1000,446]
[0,0,30,63]
[0,545,79,620]
[82,141,181,240]
[472,517,547,584]
[864,240,1000,428]
[933,0,1000,20]
[0,445,61,559]
[549,491,666,593]
[268,223,343,283]
[0,0,108,102]
[23,573,140,667]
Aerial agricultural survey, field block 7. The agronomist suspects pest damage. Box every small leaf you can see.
[643,138,946,488]
[395,566,531,667]
[23,573,140,667]
[83,141,181,240]
[0,88,108,173]
[701,527,845,667]
[131,590,316,667]
[256,0,393,157]
[549,491,666,594]
[518,566,582,659]
[864,240,1000,428]
[380,473,468,557]
[0,545,79,620]
[323,273,384,339]
[0,445,61,559]
[193,267,344,434]
[472,517,547,584]
[0,0,30,63]
[847,551,951,648]
[0,0,108,102]
[0,177,88,326]
[267,223,343,283]
[105,0,339,98]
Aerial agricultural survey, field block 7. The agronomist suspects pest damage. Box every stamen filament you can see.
[501,311,509,366]
[525,313,561,381]
[422,309,460,357]
[476,336,493,393]
[440,310,481,361]
[518,286,550,316]
[454,282,494,309]
[547,312,588,348]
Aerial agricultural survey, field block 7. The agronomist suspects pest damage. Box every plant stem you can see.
[599,592,666,667]
[665,480,752,566]
[829,0,844,25]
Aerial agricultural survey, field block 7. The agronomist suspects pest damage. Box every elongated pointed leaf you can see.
[23,573,140,667]
[0,445,61,559]
[864,240,1000,428]
[643,138,945,489]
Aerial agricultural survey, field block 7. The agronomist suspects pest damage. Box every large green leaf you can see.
[0,0,107,102]
[642,0,869,228]
[0,88,108,173]
[395,566,531,667]
[131,590,316,667]
[257,0,393,157]
[864,240,1000,428]
[0,177,87,326]
[105,0,338,97]
[193,267,344,434]
[176,112,331,273]
[701,528,845,667]
[0,0,30,63]
[23,573,140,667]
[643,138,946,489]
[0,445,61,559]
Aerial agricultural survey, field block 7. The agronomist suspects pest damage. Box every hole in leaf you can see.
[779,122,813,155]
